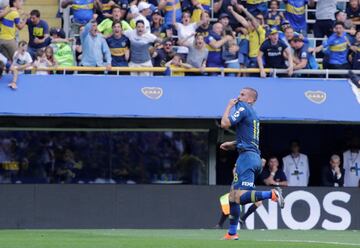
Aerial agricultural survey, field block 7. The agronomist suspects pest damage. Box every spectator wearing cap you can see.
[266,0,284,31]
[132,2,152,34]
[79,18,112,70]
[214,0,242,30]
[0,0,27,61]
[151,9,166,37]
[123,20,162,76]
[152,38,174,67]
[49,28,75,66]
[219,13,232,33]
[228,4,266,68]
[106,20,130,67]
[258,29,293,78]
[26,9,51,59]
[290,36,318,70]
[158,0,181,28]
[284,0,310,36]
[205,22,233,71]
[313,22,350,70]
[309,0,336,40]
[346,0,360,25]
[61,0,102,37]
[98,5,132,37]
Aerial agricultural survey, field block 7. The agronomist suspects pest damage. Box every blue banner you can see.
[0,75,359,122]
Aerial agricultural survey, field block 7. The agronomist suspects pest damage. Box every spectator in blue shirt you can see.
[314,22,350,69]
[290,36,319,70]
[106,20,130,67]
[26,9,51,59]
[284,0,309,35]
[61,0,102,37]
[258,29,293,78]
[80,18,112,70]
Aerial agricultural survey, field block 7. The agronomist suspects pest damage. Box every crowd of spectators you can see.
[1,0,360,84]
[0,131,209,184]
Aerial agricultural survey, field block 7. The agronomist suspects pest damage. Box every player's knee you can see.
[255,201,262,207]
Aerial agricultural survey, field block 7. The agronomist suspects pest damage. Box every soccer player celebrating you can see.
[220,87,284,240]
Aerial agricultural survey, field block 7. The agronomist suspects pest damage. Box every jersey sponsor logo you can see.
[241,181,254,187]
[141,87,163,100]
[232,107,245,119]
[304,90,327,104]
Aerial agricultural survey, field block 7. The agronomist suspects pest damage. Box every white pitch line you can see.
[264,239,360,246]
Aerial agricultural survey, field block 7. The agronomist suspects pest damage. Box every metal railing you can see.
[27,66,359,79]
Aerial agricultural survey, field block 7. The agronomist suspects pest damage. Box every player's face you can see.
[238,89,254,103]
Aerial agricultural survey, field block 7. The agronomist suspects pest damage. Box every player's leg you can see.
[223,188,240,240]
[239,201,262,226]
[234,153,284,207]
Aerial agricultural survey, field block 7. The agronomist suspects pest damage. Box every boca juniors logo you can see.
[304,90,327,104]
[141,87,163,100]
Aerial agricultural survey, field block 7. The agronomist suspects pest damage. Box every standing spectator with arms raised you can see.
[228,4,266,68]
[124,20,162,76]
[0,0,26,61]
[205,22,233,70]
[79,17,112,70]
[313,22,350,70]
[26,10,51,59]
[106,20,130,68]
[180,33,208,73]
[282,140,310,186]
[258,29,293,78]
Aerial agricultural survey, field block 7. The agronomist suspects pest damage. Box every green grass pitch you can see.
[0,229,359,248]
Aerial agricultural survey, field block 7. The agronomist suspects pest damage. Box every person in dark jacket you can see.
[322,154,345,187]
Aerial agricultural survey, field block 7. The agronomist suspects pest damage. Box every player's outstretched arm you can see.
[220,141,237,151]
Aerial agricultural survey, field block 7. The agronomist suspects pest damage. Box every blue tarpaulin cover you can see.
[0,75,359,122]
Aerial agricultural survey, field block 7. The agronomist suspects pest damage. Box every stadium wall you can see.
[0,185,359,230]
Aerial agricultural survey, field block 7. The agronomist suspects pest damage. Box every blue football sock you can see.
[239,190,272,205]
[228,202,240,235]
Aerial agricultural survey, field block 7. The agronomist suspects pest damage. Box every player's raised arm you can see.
[221,98,237,129]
